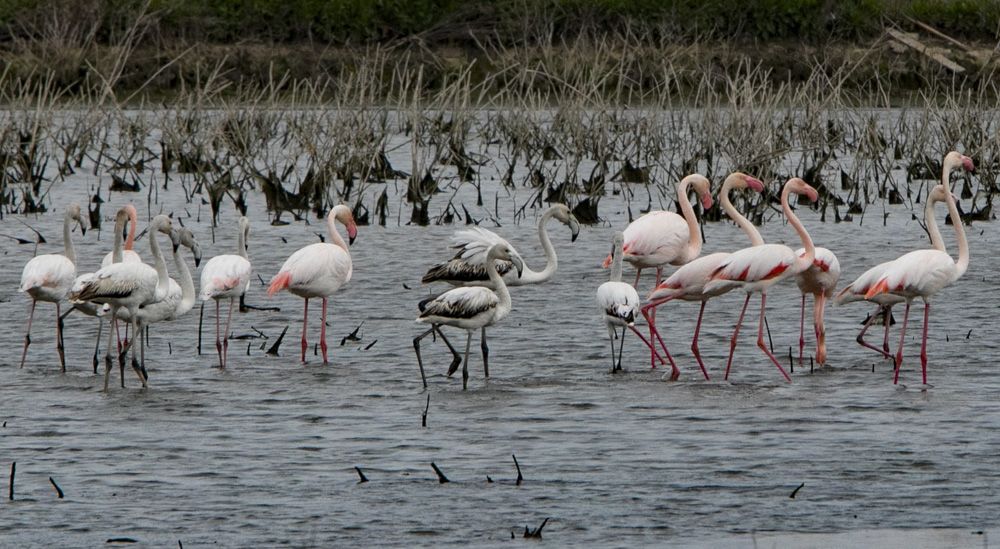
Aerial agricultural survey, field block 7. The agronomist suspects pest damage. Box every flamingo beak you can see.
[512,254,524,277]
[347,223,358,245]
[701,194,714,210]
[569,217,580,242]
[78,219,87,236]
[746,177,765,193]
[962,156,975,172]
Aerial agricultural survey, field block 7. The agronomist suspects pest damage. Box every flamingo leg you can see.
[118,315,141,388]
[606,326,617,372]
[320,297,329,364]
[462,330,472,390]
[893,301,912,384]
[55,302,66,372]
[690,300,711,381]
[480,326,489,378]
[413,326,434,388]
[640,304,679,379]
[814,293,828,366]
[920,302,930,385]
[881,306,893,357]
[19,300,36,368]
[650,267,663,326]
[301,298,309,364]
[103,310,117,392]
[132,321,147,387]
[93,317,103,374]
[856,304,892,359]
[755,293,792,382]
[642,296,671,369]
[435,326,462,376]
[616,326,627,371]
[724,294,751,381]
[633,268,642,289]
[626,325,667,367]
[214,299,223,368]
[222,297,235,368]
[798,293,806,368]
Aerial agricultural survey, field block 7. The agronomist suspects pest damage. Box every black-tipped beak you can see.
[79,221,87,236]
[349,235,356,246]
[194,255,202,268]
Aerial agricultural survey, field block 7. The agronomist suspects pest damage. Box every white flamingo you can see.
[597,231,666,372]
[414,243,523,390]
[19,203,87,371]
[422,203,580,287]
[835,152,972,360]
[70,215,174,391]
[66,205,141,372]
[114,227,202,372]
[199,217,252,369]
[268,205,358,365]
[642,172,765,379]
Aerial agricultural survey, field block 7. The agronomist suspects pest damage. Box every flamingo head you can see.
[608,231,624,261]
[173,227,202,267]
[689,174,714,210]
[962,155,975,172]
[723,172,764,194]
[488,243,523,277]
[786,177,819,203]
[151,214,174,236]
[238,216,251,252]
[124,204,138,248]
[332,205,358,245]
[744,175,765,193]
[65,203,86,236]
[551,204,581,243]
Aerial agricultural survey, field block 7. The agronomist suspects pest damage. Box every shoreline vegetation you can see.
[0,1,997,226]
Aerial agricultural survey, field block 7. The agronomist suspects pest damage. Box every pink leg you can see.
[724,294,751,380]
[115,319,123,352]
[690,300,711,380]
[56,302,66,372]
[755,293,792,382]
[893,301,911,384]
[814,293,827,365]
[627,325,667,366]
[320,297,329,364]
[882,306,893,357]
[215,300,223,368]
[301,298,309,364]
[920,302,930,385]
[798,293,806,367]
[642,297,671,369]
[633,268,642,289]
[856,304,892,359]
[650,267,663,326]
[20,300,36,368]
[640,304,679,379]
[221,298,235,368]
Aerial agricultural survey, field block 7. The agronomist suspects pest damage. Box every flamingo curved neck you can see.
[782,186,814,271]
[328,213,350,253]
[677,178,702,260]
[610,240,624,282]
[125,215,136,251]
[237,224,249,260]
[944,191,969,278]
[721,183,763,246]
[112,215,127,263]
[486,254,512,316]
[149,226,170,298]
[63,213,77,266]
[924,191,946,252]
[174,246,195,315]
[517,208,558,284]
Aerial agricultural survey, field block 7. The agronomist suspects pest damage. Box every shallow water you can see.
[1,131,999,547]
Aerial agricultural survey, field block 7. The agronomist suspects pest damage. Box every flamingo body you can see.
[200,255,252,301]
[596,281,639,328]
[418,286,504,330]
[20,255,76,303]
[619,211,691,268]
[269,242,352,298]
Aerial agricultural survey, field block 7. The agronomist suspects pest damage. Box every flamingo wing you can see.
[418,287,498,320]
[200,254,252,300]
[869,250,956,299]
[72,262,154,302]
[621,211,688,259]
[422,227,519,283]
[20,254,76,294]
[712,244,796,283]
[273,243,351,293]
[101,249,142,268]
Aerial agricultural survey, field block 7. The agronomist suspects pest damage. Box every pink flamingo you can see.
[603,174,713,290]
[268,205,358,365]
[642,172,765,380]
[703,178,819,382]
[200,217,252,369]
[793,247,840,367]
[834,184,956,359]
[865,153,973,385]
[19,204,87,371]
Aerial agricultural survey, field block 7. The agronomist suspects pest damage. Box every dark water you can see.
[1,141,999,547]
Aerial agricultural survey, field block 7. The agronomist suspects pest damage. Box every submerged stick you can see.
[355,466,369,483]
[266,326,289,356]
[790,482,805,498]
[197,302,204,355]
[422,394,430,428]
[8,462,14,500]
[431,462,449,483]
[49,476,64,498]
[513,454,523,485]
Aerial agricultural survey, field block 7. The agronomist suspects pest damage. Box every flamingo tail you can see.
[268,271,292,297]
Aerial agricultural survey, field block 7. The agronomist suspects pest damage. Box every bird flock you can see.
[16,151,974,392]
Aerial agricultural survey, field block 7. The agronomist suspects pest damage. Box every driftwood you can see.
[886,29,965,73]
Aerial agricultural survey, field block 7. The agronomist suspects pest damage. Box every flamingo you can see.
[199,217,252,369]
[835,152,972,359]
[114,227,202,372]
[703,178,820,382]
[642,172,765,380]
[793,246,840,367]
[422,203,580,287]
[18,203,87,371]
[602,174,713,290]
[597,231,667,372]
[413,243,523,390]
[70,215,174,391]
[865,153,974,385]
[268,205,358,365]
[65,204,141,372]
